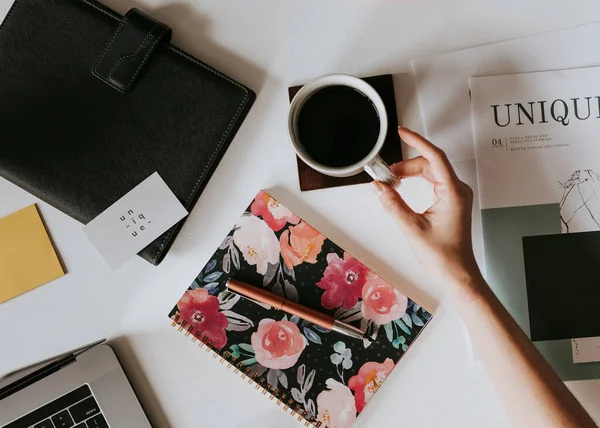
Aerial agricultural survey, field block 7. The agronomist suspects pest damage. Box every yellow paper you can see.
[0,204,65,303]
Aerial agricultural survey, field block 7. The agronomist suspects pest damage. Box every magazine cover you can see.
[471,66,600,380]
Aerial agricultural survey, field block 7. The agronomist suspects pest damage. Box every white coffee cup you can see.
[288,74,399,185]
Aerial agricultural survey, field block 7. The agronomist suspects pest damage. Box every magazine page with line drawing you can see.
[470,65,600,381]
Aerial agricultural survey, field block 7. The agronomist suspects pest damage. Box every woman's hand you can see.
[373,127,482,298]
[375,127,598,428]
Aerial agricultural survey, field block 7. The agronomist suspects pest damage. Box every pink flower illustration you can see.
[361,273,408,325]
[316,253,369,309]
[177,288,228,348]
[251,319,306,369]
[316,379,357,428]
[348,359,395,412]
[250,191,300,231]
[279,221,326,269]
[233,214,280,275]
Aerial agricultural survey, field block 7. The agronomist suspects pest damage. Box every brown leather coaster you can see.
[288,74,402,191]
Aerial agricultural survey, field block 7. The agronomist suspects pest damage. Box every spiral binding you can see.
[171,314,327,427]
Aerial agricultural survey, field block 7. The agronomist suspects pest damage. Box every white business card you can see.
[83,172,188,269]
[572,337,600,364]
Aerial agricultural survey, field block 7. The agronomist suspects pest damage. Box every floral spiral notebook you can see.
[168,191,432,428]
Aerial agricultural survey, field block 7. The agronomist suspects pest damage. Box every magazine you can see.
[471,66,600,380]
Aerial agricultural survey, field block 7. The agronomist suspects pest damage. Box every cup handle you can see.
[364,155,400,186]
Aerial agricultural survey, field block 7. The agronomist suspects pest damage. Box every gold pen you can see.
[226,279,365,340]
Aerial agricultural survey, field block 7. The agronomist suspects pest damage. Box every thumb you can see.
[372,181,418,228]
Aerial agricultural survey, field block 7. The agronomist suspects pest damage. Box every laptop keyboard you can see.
[3,384,109,428]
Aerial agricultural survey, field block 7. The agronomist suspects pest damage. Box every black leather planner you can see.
[0,0,255,265]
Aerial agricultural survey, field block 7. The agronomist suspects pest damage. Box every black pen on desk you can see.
[226,279,365,340]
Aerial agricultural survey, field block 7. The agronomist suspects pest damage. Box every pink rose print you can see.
[316,253,369,309]
[250,191,300,231]
[177,288,228,348]
[316,379,357,428]
[251,319,306,369]
[348,359,395,412]
[279,221,326,269]
[361,273,408,325]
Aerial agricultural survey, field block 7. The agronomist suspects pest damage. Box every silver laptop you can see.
[0,340,151,428]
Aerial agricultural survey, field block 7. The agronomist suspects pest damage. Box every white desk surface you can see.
[2,1,600,427]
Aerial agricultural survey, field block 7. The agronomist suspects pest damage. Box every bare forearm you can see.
[375,128,596,427]
[452,274,596,428]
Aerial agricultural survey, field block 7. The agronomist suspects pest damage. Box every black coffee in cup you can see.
[297,85,381,168]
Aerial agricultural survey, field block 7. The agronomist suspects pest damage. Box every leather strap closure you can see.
[93,8,172,93]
